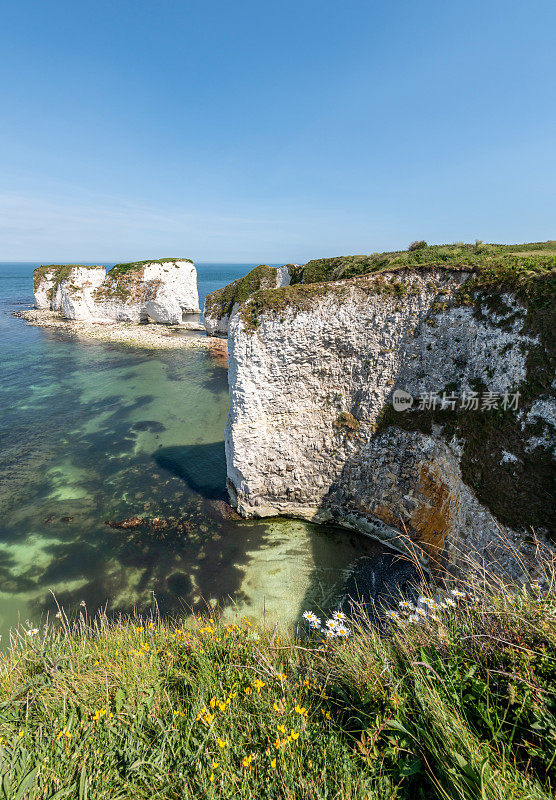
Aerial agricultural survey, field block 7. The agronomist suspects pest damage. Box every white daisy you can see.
[408,614,420,623]
[26,629,39,636]
[386,610,400,620]
[325,618,339,630]
[418,596,434,606]
[399,600,415,611]
[451,589,466,599]
[336,626,351,637]
[332,611,347,621]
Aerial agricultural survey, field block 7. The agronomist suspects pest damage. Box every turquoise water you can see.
[0,263,386,642]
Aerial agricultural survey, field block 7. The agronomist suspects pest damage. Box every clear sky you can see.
[1,0,555,263]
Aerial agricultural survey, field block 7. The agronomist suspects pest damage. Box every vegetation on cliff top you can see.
[295,241,556,286]
[32,265,104,300]
[0,549,554,799]
[239,242,556,350]
[108,258,192,279]
[235,242,555,538]
[204,264,278,320]
[93,259,189,302]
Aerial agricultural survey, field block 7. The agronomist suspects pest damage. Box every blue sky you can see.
[1,0,555,262]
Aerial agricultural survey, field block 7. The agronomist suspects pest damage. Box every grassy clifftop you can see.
[204,264,279,320]
[0,551,554,799]
[240,242,556,324]
[297,241,556,285]
[108,258,192,279]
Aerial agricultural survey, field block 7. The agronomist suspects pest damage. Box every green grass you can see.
[107,259,192,279]
[204,265,278,320]
[296,241,556,285]
[235,242,556,337]
[0,545,554,799]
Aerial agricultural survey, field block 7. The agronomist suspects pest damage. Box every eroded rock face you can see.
[33,259,199,323]
[33,265,105,311]
[58,267,107,319]
[204,264,294,337]
[33,267,59,309]
[90,259,199,323]
[225,269,555,572]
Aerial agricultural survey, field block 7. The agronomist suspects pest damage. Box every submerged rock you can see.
[105,516,145,529]
[131,420,166,432]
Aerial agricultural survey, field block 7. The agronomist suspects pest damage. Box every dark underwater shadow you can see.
[153,442,227,500]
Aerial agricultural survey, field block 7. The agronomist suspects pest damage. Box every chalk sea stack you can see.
[33,259,200,324]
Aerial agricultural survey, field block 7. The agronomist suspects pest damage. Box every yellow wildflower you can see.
[212,760,219,769]
[277,724,286,734]
[217,738,227,748]
[244,687,252,695]
[209,773,214,782]
[273,702,280,711]
[242,754,253,767]
[271,758,277,768]
[290,730,299,740]
[294,705,307,716]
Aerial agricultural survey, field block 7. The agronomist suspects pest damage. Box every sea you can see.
[0,262,387,643]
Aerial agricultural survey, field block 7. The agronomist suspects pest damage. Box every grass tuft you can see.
[0,547,554,799]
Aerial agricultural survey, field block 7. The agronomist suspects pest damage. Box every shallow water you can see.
[0,263,387,642]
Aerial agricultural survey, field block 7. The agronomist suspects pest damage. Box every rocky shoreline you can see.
[14,307,227,357]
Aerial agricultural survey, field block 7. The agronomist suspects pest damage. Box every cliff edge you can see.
[224,242,555,574]
[203,264,293,336]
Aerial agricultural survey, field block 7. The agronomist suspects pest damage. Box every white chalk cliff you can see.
[225,262,555,574]
[204,264,293,337]
[33,259,199,324]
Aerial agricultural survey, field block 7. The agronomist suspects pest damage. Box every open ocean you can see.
[0,262,385,643]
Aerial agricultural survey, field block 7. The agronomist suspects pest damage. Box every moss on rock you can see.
[33,265,95,300]
[108,258,191,279]
[204,264,279,320]
[376,397,554,536]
